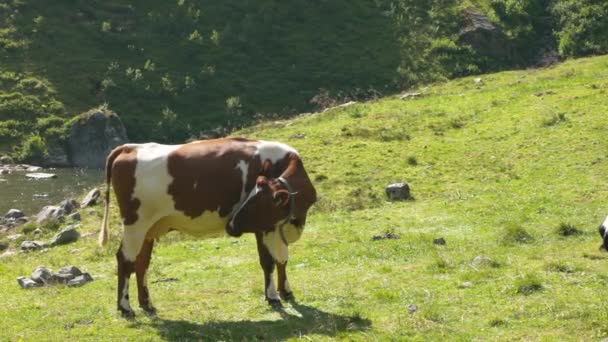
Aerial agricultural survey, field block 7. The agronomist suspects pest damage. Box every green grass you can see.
[2,55,608,340]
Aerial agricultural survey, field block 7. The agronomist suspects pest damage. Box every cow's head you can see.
[599,216,608,251]
[226,176,293,237]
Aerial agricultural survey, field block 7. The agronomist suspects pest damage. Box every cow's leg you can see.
[116,243,135,318]
[117,223,149,318]
[135,238,156,314]
[255,232,281,307]
[276,261,294,301]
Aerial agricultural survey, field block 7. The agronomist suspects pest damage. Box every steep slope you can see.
[1,55,608,341]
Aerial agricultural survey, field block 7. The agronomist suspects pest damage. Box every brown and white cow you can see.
[98,138,316,317]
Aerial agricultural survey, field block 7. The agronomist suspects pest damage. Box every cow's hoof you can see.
[268,299,283,309]
[119,308,136,319]
[140,305,157,316]
[280,291,295,302]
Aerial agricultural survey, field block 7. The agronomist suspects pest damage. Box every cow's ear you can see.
[261,159,273,177]
[273,189,289,207]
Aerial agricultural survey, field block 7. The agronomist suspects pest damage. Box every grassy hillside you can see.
[1,55,608,340]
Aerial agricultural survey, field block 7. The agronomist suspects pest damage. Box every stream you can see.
[0,168,103,216]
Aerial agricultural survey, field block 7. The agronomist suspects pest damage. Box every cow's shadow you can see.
[139,302,371,341]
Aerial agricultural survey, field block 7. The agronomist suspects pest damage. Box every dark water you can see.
[0,168,103,216]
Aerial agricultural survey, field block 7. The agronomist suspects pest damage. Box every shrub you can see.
[551,0,608,57]
[14,135,47,163]
[515,274,543,295]
[501,224,534,244]
[555,222,583,237]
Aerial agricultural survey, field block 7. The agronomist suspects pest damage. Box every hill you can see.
[2,0,607,156]
[1,54,607,340]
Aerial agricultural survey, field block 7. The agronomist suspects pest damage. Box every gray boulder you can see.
[20,241,47,251]
[67,107,128,169]
[81,188,101,207]
[458,8,513,61]
[59,199,79,215]
[17,276,41,289]
[0,241,7,251]
[25,172,57,179]
[31,266,54,284]
[5,209,25,219]
[59,266,83,277]
[68,212,81,221]
[50,225,80,246]
[385,183,411,201]
[41,145,70,167]
[67,273,93,287]
[36,205,65,224]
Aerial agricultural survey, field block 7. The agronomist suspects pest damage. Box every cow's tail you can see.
[99,146,124,247]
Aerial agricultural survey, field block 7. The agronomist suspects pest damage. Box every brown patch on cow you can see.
[111,146,141,225]
[167,138,258,219]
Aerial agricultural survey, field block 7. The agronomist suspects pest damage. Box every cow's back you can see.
[113,139,260,239]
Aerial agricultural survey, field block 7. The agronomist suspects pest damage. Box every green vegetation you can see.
[1,54,608,340]
[1,0,608,153]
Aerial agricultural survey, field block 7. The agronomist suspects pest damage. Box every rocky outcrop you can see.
[458,8,513,61]
[67,107,128,168]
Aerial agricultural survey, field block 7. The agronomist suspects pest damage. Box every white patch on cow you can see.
[284,279,292,293]
[603,216,608,232]
[266,277,280,300]
[121,143,179,261]
[255,140,299,164]
[236,160,249,198]
[119,280,132,312]
[263,230,288,264]
[148,210,227,239]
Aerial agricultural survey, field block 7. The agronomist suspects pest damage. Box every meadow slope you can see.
[1,55,608,341]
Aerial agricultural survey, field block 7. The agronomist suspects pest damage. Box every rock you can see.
[59,199,80,215]
[0,241,8,251]
[26,172,57,179]
[472,256,493,267]
[371,232,401,241]
[0,250,17,259]
[433,237,446,245]
[7,234,22,241]
[67,273,93,287]
[323,101,357,113]
[400,92,423,100]
[5,209,25,219]
[50,225,80,245]
[385,183,411,201]
[67,107,128,168]
[0,155,13,164]
[17,276,41,289]
[291,133,306,139]
[407,304,418,313]
[81,188,101,207]
[52,273,75,284]
[473,77,482,84]
[459,281,473,289]
[41,145,70,167]
[33,228,43,235]
[458,8,513,60]
[36,205,65,224]
[25,166,42,172]
[59,266,83,277]
[68,212,81,221]
[0,169,9,175]
[20,241,46,251]
[15,216,28,224]
[31,266,54,284]
[69,248,84,254]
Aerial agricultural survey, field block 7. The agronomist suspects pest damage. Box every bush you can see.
[551,0,608,57]
[501,224,534,244]
[14,135,47,163]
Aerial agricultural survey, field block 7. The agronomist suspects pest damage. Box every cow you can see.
[599,216,608,251]
[98,138,317,318]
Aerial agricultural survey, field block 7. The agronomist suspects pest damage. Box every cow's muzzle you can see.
[226,221,243,237]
